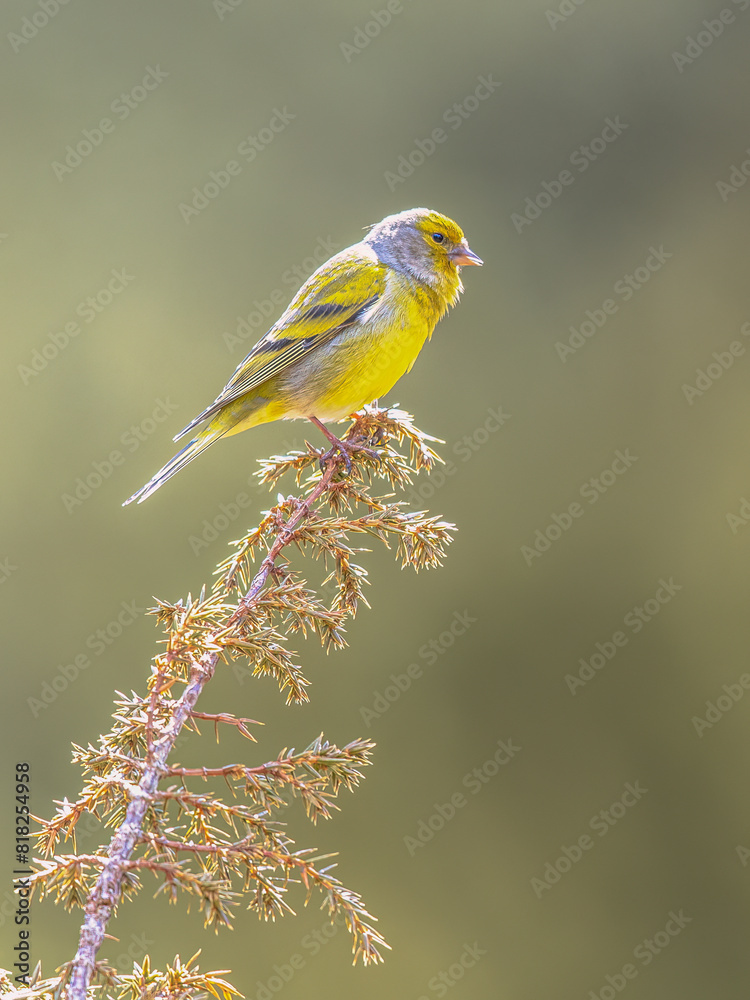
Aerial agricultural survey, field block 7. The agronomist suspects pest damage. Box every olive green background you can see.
[2,0,750,996]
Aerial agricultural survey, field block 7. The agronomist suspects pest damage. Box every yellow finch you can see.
[123,207,482,505]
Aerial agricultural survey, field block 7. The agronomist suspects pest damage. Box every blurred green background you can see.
[3,0,750,996]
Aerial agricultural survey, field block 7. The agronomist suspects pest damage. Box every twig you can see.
[65,453,345,1000]
[34,407,455,994]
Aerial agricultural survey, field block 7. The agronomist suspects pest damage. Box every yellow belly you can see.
[305,325,431,420]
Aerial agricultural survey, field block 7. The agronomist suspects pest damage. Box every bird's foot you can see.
[319,435,379,473]
[308,415,379,473]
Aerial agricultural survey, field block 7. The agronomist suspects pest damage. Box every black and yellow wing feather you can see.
[174,254,385,441]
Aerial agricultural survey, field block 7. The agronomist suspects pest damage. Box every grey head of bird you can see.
[362,207,483,292]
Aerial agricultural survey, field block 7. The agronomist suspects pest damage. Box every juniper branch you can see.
[63,460,347,999]
[30,407,456,1000]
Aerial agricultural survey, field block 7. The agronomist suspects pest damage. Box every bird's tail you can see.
[122,427,226,505]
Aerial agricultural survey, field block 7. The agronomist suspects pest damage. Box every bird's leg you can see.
[307,415,378,472]
[308,416,355,472]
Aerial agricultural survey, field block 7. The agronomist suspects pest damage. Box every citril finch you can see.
[123,207,482,505]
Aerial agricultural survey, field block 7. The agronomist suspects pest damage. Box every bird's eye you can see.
[431,232,445,243]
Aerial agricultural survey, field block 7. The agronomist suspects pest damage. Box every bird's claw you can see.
[318,437,379,473]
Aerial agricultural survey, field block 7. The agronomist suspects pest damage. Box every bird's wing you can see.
[174,252,386,440]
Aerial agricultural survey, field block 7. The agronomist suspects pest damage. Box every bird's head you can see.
[364,207,482,299]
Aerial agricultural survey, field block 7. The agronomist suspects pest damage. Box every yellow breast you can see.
[281,269,447,421]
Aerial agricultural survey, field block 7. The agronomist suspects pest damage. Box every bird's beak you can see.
[450,243,483,266]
